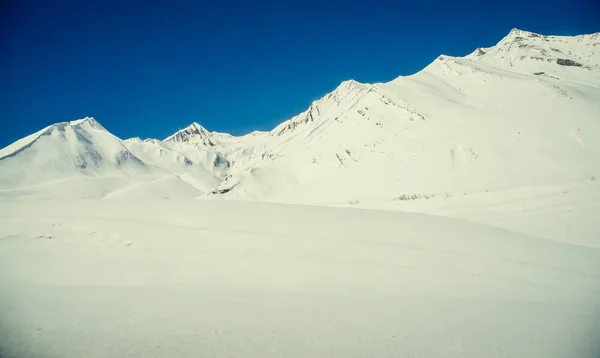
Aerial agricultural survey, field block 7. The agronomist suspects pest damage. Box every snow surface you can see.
[1,29,600,357]
[1,200,600,358]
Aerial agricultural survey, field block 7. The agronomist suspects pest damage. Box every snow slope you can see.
[122,137,222,194]
[214,30,600,203]
[1,200,599,358]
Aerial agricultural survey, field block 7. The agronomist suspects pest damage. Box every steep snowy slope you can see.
[123,137,222,193]
[207,29,600,204]
[123,137,194,172]
[161,123,232,179]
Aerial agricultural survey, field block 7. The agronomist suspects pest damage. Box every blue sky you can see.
[1,0,598,147]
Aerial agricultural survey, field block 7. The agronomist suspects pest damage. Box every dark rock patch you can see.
[557,58,582,67]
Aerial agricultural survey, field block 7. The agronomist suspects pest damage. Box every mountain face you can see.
[1,29,599,202]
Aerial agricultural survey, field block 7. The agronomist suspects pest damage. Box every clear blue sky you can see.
[1,0,598,147]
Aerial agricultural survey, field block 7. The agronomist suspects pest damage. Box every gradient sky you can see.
[1,0,598,147]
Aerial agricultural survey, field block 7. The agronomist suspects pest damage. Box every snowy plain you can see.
[1,29,600,357]
[1,200,600,358]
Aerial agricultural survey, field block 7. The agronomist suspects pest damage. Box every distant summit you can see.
[164,122,216,147]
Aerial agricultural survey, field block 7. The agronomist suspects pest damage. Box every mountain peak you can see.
[69,116,97,125]
[270,79,371,136]
[164,122,216,146]
[335,79,365,93]
[124,137,143,144]
[464,28,599,73]
[63,116,107,131]
[187,122,208,132]
[507,28,543,39]
[491,28,545,49]
[0,115,145,184]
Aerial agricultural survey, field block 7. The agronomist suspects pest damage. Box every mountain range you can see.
[1,28,599,210]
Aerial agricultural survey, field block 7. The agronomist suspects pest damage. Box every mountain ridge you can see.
[1,28,599,203]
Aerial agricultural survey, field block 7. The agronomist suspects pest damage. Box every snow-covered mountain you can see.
[0,118,148,188]
[0,118,227,198]
[206,29,600,203]
[467,29,599,80]
[1,29,599,205]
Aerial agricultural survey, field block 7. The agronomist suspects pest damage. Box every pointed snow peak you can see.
[69,116,96,125]
[467,48,489,57]
[177,122,211,138]
[461,28,550,62]
[67,117,105,130]
[165,122,210,140]
[508,28,543,38]
[322,79,369,104]
[164,122,216,146]
[188,122,209,133]
[498,28,544,46]
[335,79,365,94]
[41,117,107,135]
[340,79,358,86]
[124,137,143,144]
[270,79,372,137]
